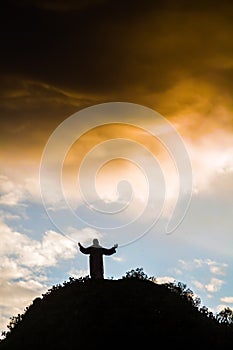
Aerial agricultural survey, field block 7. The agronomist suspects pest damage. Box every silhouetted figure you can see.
[78,239,118,279]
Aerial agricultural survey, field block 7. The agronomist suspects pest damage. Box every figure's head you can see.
[93,238,99,245]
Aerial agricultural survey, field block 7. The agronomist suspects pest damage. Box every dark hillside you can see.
[1,270,233,349]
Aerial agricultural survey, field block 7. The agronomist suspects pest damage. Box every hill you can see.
[0,268,233,349]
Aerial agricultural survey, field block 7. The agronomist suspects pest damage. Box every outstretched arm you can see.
[102,244,118,256]
[78,242,91,254]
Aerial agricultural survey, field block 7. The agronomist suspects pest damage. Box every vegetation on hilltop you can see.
[0,268,233,349]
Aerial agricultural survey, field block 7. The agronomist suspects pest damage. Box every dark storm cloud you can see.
[16,0,108,12]
[1,0,233,155]
[1,0,233,95]
[0,76,98,159]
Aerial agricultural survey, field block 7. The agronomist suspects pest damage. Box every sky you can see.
[1,0,233,335]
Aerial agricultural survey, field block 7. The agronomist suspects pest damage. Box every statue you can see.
[78,239,118,279]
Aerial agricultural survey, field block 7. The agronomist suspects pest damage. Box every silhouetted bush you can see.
[122,267,149,280]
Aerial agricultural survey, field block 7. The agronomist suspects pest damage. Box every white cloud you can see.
[0,216,77,269]
[111,256,124,262]
[156,276,175,284]
[0,175,15,193]
[68,268,89,279]
[0,280,46,308]
[185,129,233,193]
[0,214,79,335]
[209,265,227,276]
[67,226,103,244]
[220,296,233,304]
[0,257,31,280]
[0,278,48,336]
[174,259,227,304]
[171,268,183,275]
[0,211,20,220]
[205,278,225,293]
[0,175,26,206]
[0,173,42,207]
[177,258,206,271]
[192,277,225,294]
[192,280,204,290]
[177,258,228,276]
[12,229,77,268]
[178,259,193,270]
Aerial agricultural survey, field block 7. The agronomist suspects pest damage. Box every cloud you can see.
[0,173,43,207]
[2,1,233,100]
[0,213,77,285]
[207,263,228,276]
[68,268,89,278]
[192,277,225,294]
[220,296,233,304]
[0,213,78,334]
[67,226,104,245]
[205,278,225,293]
[18,0,107,12]
[174,259,228,301]
[184,129,233,192]
[191,280,204,290]
[0,257,31,280]
[0,278,48,337]
[112,256,124,262]
[178,258,228,275]
[2,228,77,268]
[156,276,175,284]
[0,78,97,164]
[177,188,233,257]
[0,175,26,206]
[0,220,79,324]
[0,279,46,309]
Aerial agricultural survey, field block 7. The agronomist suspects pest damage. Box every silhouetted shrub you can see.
[122,267,149,280]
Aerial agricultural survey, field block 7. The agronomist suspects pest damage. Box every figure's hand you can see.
[78,242,81,248]
[113,243,118,249]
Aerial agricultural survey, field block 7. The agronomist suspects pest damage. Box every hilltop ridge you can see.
[1,268,233,349]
